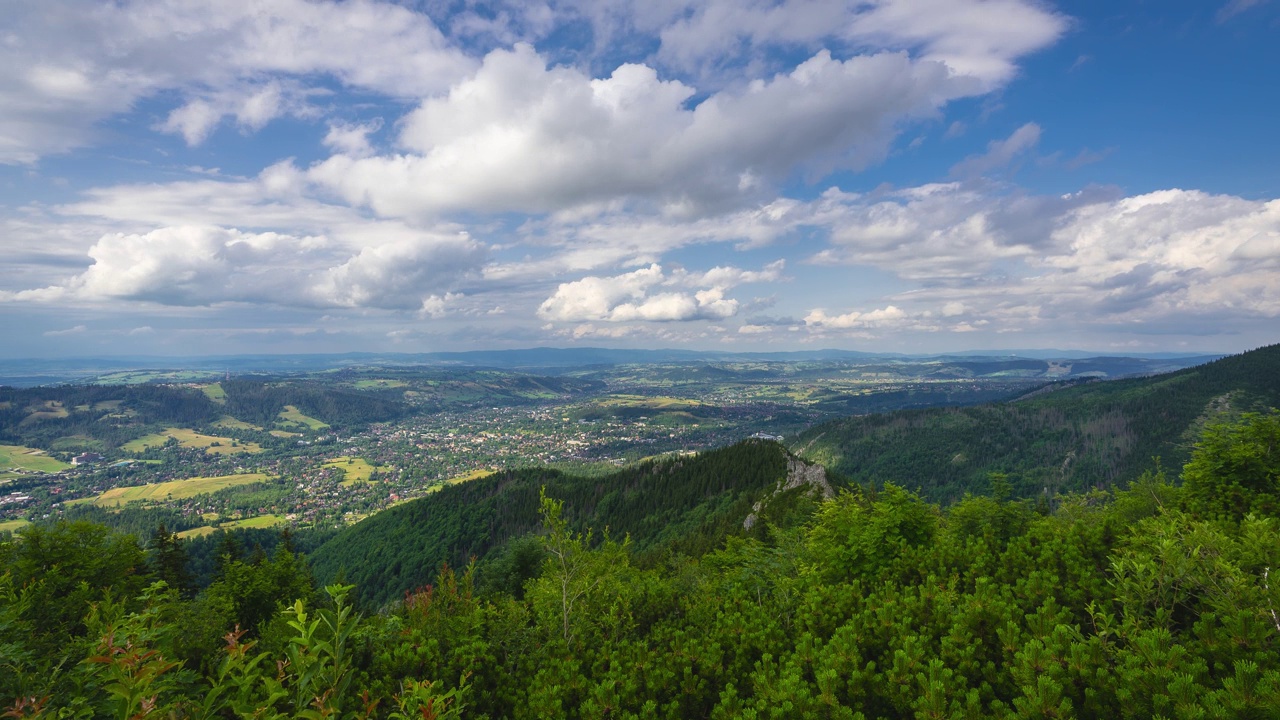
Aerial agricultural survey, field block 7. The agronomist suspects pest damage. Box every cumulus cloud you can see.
[805,188,1280,339]
[808,182,1112,282]
[536,261,782,323]
[311,236,485,309]
[4,225,484,311]
[309,43,980,218]
[540,0,1066,86]
[322,119,384,158]
[804,305,909,329]
[0,0,472,161]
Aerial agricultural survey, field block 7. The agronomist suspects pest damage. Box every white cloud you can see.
[537,262,771,323]
[949,122,1041,177]
[309,43,980,218]
[548,0,1066,86]
[810,188,1280,338]
[4,225,484,311]
[312,236,484,310]
[43,324,87,337]
[804,305,909,329]
[0,0,473,162]
[323,119,384,158]
[808,182,1107,282]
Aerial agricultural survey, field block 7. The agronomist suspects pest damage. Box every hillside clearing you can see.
[278,405,329,430]
[80,473,270,507]
[122,427,263,454]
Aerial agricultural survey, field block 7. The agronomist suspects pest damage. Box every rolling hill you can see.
[309,439,838,607]
[790,343,1280,503]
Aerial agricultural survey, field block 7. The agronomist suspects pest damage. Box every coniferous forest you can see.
[3,404,1279,718]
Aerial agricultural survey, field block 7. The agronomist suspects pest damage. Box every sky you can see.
[1,0,1278,358]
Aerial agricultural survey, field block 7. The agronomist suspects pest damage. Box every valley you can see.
[0,351,1217,535]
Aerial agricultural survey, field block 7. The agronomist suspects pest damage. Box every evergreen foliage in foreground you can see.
[2,411,1280,718]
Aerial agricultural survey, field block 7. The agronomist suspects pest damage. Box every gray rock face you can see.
[744,457,833,530]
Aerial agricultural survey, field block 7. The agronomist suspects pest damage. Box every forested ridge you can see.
[308,439,811,607]
[0,380,404,452]
[0,384,218,449]
[792,343,1280,502]
[3,406,1279,718]
[220,379,407,427]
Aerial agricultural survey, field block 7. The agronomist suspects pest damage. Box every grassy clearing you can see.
[0,519,30,534]
[20,401,70,424]
[0,445,70,474]
[85,473,270,507]
[177,514,285,539]
[597,394,704,409]
[94,371,220,384]
[122,427,262,455]
[201,383,227,403]
[50,435,104,452]
[213,416,260,431]
[269,429,302,438]
[278,405,329,431]
[353,379,408,389]
[447,469,494,485]
[323,457,390,485]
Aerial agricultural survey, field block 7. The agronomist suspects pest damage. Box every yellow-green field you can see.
[213,416,260,431]
[447,469,494,485]
[353,378,408,389]
[201,383,226,402]
[122,427,263,455]
[269,429,302,438]
[81,473,269,507]
[598,394,704,409]
[323,457,391,485]
[20,401,70,424]
[178,514,285,539]
[278,405,329,430]
[0,445,70,475]
[0,519,30,533]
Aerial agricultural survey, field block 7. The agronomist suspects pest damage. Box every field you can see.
[93,370,221,384]
[270,429,302,438]
[177,513,285,539]
[278,405,329,430]
[121,427,263,454]
[446,469,494,485]
[213,415,260,430]
[19,401,70,424]
[0,445,71,477]
[353,379,408,389]
[0,519,30,534]
[323,457,390,485]
[80,473,270,507]
[202,383,227,402]
[597,394,705,409]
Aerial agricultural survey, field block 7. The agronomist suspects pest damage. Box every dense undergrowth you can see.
[2,411,1279,718]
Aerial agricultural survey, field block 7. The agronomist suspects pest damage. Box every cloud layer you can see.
[0,0,1274,355]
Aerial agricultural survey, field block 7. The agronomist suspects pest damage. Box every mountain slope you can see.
[309,439,835,607]
[791,343,1280,502]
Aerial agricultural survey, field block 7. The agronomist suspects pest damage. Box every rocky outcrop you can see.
[744,457,833,530]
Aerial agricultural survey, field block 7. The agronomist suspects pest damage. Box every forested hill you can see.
[792,342,1280,503]
[310,439,836,607]
[219,378,406,426]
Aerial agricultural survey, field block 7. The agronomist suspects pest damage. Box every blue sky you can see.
[1,0,1277,357]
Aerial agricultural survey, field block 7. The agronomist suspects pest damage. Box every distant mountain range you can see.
[0,347,1223,386]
